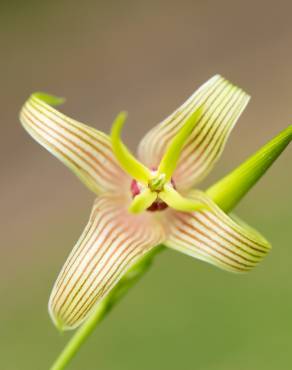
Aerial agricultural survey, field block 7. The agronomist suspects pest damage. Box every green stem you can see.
[50,297,109,370]
[49,245,165,370]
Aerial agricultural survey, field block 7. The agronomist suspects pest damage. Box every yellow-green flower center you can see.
[148,173,166,192]
[111,107,206,214]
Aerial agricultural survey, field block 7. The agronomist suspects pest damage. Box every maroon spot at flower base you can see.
[130,176,176,212]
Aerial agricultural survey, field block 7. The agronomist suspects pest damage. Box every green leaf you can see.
[207,125,292,212]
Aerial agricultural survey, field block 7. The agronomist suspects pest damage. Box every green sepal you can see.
[207,125,292,213]
[128,189,157,214]
[111,112,151,184]
[159,185,205,212]
[158,107,202,181]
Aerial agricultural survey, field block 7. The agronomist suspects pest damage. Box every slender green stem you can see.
[50,298,108,370]
[50,246,165,370]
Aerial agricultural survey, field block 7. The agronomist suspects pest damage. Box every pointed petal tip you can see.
[31,92,65,106]
[48,304,65,333]
[209,74,222,83]
[111,111,128,135]
[55,318,66,333]
[116,110,128,121]
[48,299,75,332]
[280,124,292,140]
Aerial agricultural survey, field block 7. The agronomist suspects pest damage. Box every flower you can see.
[20,75,287,331]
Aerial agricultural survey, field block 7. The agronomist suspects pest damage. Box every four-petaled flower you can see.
[20,75,272,330]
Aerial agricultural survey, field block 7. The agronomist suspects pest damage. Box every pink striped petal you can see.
[138,75,250,190]
[48,194,165,330]
[20,95,128,194]
[165,191,271,272]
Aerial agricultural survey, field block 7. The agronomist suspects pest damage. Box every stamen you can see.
[32,92,65,107]
[149,173,166,192]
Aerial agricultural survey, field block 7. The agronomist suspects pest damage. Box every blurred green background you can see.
[1,0,292,369]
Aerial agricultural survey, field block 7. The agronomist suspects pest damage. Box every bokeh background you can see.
[1,0,292,369]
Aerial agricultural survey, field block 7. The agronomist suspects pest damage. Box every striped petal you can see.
[48,194,165,330]
[165,191,271,273]
[20,94,128,194]
[138,75,250,190]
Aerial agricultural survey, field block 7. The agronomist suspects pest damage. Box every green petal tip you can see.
[32,92,65,106]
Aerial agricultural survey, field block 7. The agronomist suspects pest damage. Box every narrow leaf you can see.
[207,125,292,212]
